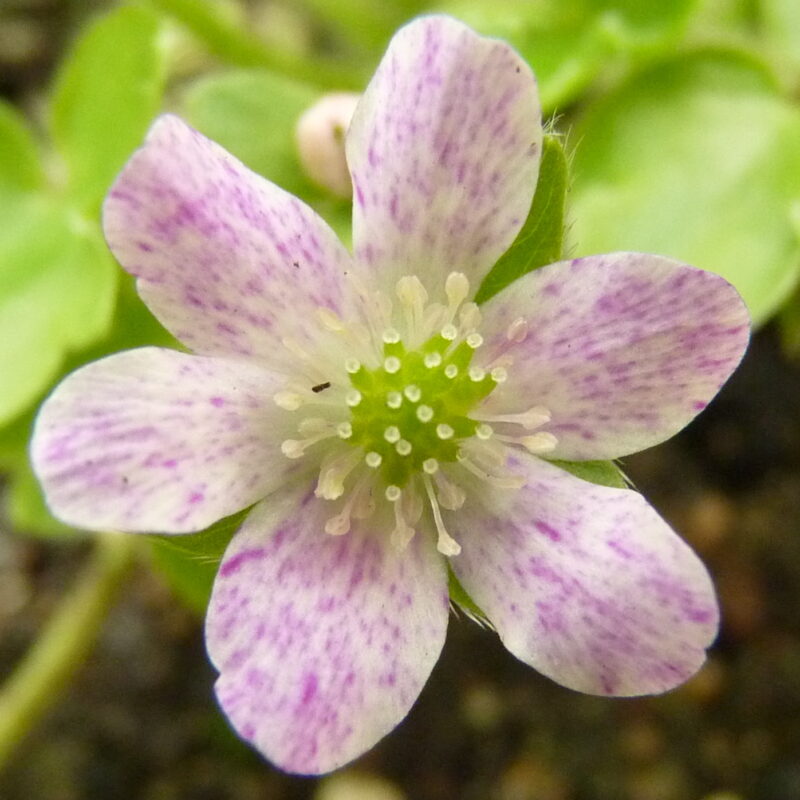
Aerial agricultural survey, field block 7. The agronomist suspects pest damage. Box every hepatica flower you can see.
[32,16,749,775]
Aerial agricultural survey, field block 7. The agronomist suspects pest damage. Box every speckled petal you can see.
[346,15,542,290]
[104,115,356,371]
[206,486,449,775]
[31,348,304,533]
[451,455,718,696]
[478,253,750,460]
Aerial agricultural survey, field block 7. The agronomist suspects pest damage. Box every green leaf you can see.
[0,100,43,194]
[548,459,629,489]
[475,134,568,304]
[439,0,699,112]
[182,68,351,238]
[148,509,248,613]
[0,193,117,427]
[569,48,800,325]
[448,567,490,626]
[50,4,165,210]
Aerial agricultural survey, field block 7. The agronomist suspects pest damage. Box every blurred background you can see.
[0,0,799,798]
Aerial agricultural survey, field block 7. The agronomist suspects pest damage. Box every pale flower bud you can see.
[295,92,360,198]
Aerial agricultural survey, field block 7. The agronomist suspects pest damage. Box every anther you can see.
[441,323,458,341]
[396,439,412,456]
[445,272,470,308]
[424,352,442,368]
[337,422,353,439]
[317,308,344,331]
[345,358,361,374]
[280,440,306,459]
[520,432,559,454]
[490,366,508,383]
[466,333,483,349]
[423,458,439,474]
[506,317,529,342]
[416,405,434,423]
[444,364,458,379]
[273,391,304,411]
[384,356,401,374]
[404,385,421,402]
[436,423,454,440]
[365,451,382,468]
[345,389,362,407]
[469,366,486,382]
[475,423,493,440]
[384,426,401,443]
[297,417,329,435]
[386,391,403,409]
[385,485,401,502]
[423,475,461,556]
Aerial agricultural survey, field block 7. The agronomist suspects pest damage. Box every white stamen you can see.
[458,303,481,333]
[337,422,353,439]
[469,366,486,382]
[345,358,361,374]
[385,485,401,502]
[273,391,303,410]
[315,449,362,500]
[433,470,466,510]
[506,317,529,342]
[384,356,401,374]
[396,439,412,456]
[404,385,421,402]
[365,451,382,468]
[473,406,552,430]
[436,423,454,440]
[416,405,434,423]
[424,351,442,368]
[457,450,526,490]
[297,417,330,435]
[423,458,439,474]
[384,426,401,443]
[466,333,483,349]
[345,389,362,407]
[388,486,415,550]
[382,328,401,344]
[445,272,469,310]
[280,440,306,459]
[423,475,461,556]
[519,432,559,454]
[444,364,458,379]
[396,276,428,345]
[490,366,508,383]
[386,391,403,409]
[441,323,458,341]
[317,307,344,331]
[475,423,494,440]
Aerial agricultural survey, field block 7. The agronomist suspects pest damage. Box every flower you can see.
[31,15,749,775]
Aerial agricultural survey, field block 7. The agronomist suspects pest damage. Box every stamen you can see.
[336,422,353,439]
[365,451,382,468]
[490,366,508,383]
[444,364,458,379]
[445,272,470,310]
[345,358,361,374]
[396,439,412,456]
[273,391,303,411]
[280,422,337,458]
[382,328,401,344]
[315,449,362,500]
[385,485,401,502]
[433,470,466,510]
[384,356,401,374]
[472,406,552,430]
[384,426,401,443]
[441,323,458,341]
[424,352,442,368]
[404,385,421,402]
[317,307,344,331]
[422,458,439,474]
[457,450,526,489]
[386,391,403,409]
[345,389,362,407]
[423,475,461,556]
[396,276,428,345]
[519,432,559,454]
[466,333,483,349]
[297,417,330,435]
[506,317,529,342]
[416,405,434,423]
[469,366,486,382]
[458,302,481,333]
[475,423,494,440]
[436,423,454,440]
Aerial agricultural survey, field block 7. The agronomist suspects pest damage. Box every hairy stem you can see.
[0,533,136,771]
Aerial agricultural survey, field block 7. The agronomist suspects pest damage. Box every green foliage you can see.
[50,4,165,210]
[475,135,568,304]
[569,48,800,325]
[0,101,43,194]
[439,0,698,112]
[549,459,629,489]
[183,69,351,237]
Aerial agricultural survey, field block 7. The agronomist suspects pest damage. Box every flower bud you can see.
[295,92,360,198]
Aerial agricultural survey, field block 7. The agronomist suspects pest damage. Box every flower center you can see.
[274,272,557,555]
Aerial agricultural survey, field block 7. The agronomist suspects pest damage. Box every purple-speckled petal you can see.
[31,348,305,533]
[451,455,718,696]
[104,115,357,371]
[478,253,750,460]
[206,486,449,775]
[346,15,542,291]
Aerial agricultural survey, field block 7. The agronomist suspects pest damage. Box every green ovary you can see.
[346,334,497,487]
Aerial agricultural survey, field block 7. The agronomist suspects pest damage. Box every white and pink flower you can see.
[32,16,749,775]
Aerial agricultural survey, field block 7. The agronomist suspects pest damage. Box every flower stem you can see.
[0,533,136,771]
[149,0,362,89]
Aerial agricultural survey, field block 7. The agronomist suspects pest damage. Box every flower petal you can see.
[451,455,718,696]
[31,348,304,532]
[103,115,356,370]
[206,486,449,774]
[479,253,750,459]
[346,15,542,291]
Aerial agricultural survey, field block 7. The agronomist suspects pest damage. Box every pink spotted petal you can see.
[31,348,304,533]
[479,253,750,460]
[451,455,718,696]
[103,115,357,371]
[206,486,449,775]
[347,15,542,291]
